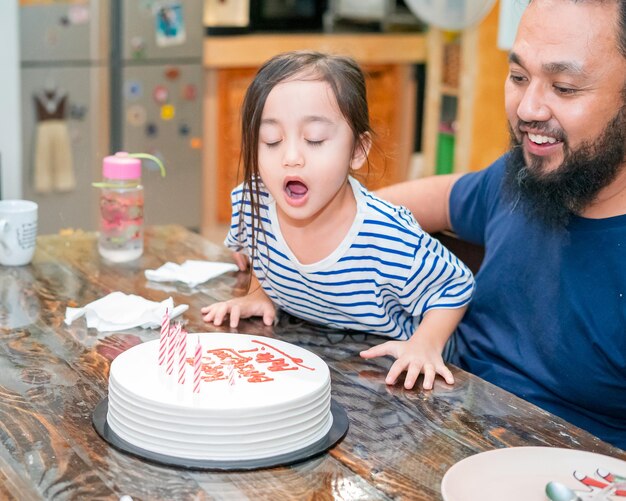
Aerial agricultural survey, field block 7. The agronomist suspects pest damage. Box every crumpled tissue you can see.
[144,260,239,288]
[64,292,188,332]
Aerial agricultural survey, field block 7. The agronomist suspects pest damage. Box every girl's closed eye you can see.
[306,138,325,146]
[260,123,283,148]
[260,131,282,148]
[303,123,332,147]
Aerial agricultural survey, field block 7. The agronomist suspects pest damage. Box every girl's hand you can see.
[232,251,249,271]
[360,307,466,390]
[201,286,275,328]
[360,338,454,390]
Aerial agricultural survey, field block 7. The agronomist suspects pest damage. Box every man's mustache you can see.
[515,120,566,142]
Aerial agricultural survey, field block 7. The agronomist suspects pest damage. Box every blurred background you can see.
[1,0,527,238]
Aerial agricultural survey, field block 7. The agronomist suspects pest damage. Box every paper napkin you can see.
[64,292,188,332]
[144,260,239,288]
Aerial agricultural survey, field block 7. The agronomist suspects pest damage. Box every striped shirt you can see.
[225,177,474,340]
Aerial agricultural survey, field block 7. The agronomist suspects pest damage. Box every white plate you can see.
[441,447,626,501]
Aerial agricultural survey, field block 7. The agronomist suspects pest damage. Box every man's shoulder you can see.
[461,153,508,183]
[452,153,510,202]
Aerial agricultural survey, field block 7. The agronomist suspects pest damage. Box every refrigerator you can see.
[19,0,204,234]
[19,1,109,234]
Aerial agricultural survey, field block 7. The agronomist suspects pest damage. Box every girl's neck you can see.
[277,179,357,265]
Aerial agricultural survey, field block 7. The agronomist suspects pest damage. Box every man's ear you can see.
[350,132,372,171]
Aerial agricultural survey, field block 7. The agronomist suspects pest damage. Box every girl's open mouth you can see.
[283,179,309,208]
[285,180,308,199]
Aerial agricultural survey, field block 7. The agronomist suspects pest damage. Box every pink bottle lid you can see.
[102,152,141,180]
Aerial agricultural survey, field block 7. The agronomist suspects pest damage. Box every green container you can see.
[436,132,455,175]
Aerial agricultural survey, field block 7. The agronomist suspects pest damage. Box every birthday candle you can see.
[228,363,235,386]
[177,326,187,385]
[158,308,169,367]
[193,339,202,394]
[598,469,626,483]
[166,321,177,376]
[574,471,608,489]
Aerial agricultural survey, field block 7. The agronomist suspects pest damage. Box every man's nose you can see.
[517,82,551,123]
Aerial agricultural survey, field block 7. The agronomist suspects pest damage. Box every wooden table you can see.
[1,225,624,500]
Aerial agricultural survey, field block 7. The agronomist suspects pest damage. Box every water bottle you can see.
[93,152,165,263]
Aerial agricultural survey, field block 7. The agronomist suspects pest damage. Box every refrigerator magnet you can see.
[179,123,190,136]
[153,85,168,104]
[160,104,175,121]
[155,3,186,47]
[130,36,146,59]
[68,6,90,25]
[146,123,159,137]
[182,84,197,101]
[69,104,87,121]
[164,67,180,81]
[125,81,143,101]
[127,105,147,127]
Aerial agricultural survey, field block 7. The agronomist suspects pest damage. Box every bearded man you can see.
[376,0,626,449]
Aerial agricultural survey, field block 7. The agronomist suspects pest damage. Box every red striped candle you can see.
[166,321,176,376]
[177,326,187,385]
[158,308,169,367]
[193,339,202,394]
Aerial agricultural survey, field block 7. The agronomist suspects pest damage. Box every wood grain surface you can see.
[0,225,623,500]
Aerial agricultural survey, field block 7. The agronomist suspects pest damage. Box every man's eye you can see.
[509,73,526,84]
[554,86,578,96]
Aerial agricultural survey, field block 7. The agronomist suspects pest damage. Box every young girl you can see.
[202,51,474,390]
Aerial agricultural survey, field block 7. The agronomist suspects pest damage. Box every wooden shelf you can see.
[422,2,510,177]
[440,85,459,97]
[203,33,427,68]
[422,27,478,177]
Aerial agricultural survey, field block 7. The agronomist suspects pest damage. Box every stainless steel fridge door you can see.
[19,1,107,63]
[121,63,202,229]
[19,0,109,233]
[122,0,204,60]
[21,65,109,234]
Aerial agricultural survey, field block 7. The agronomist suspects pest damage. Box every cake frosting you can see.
[107,333,333,461]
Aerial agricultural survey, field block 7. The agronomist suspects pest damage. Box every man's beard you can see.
[503,106,626,228]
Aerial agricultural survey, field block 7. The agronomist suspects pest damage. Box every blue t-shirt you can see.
[449,153,626,449]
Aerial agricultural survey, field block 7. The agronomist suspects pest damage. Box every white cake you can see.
[107,333,333,461]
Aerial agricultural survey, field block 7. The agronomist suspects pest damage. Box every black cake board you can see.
[92,397,349,471]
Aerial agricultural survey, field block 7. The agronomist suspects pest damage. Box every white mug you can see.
[0,200,38,266]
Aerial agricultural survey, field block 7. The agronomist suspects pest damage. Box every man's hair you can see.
[527,0,626,57]
[618,0,626,57]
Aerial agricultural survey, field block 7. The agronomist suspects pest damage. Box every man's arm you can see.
[375,173,463,233]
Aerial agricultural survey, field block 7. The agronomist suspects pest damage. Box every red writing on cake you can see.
[184,339,315,384]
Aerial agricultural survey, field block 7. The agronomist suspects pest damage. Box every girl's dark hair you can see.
[238,51,373,267]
